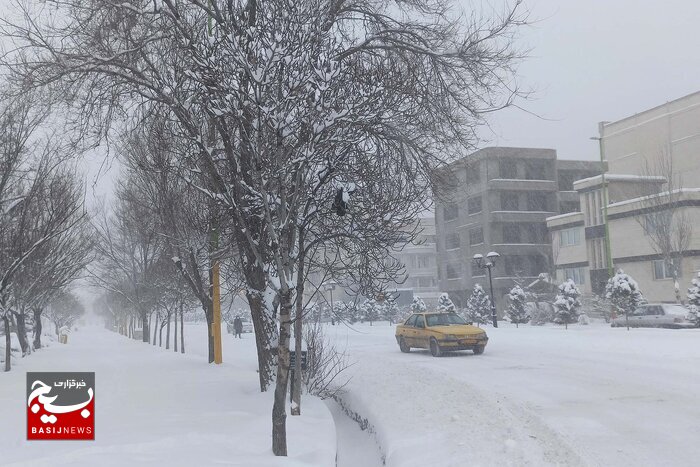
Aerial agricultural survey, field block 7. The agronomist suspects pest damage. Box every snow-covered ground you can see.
[5,319,700,467]
[0,323,335,467]
[326,321,700,467]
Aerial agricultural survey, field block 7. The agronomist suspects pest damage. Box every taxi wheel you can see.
[473,346,484,355]
[398,337,411,353]
[429,338,443,357]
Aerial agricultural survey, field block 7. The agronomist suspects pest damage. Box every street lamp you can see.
[473,251,500,328]
[323,280,337,325]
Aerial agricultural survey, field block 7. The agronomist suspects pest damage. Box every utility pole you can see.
[591,134,614,279]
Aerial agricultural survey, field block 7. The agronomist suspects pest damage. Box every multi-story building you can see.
[434,147,602,310]
[387,216,440,307]
[304,217,439,310]
[547,91,700,303]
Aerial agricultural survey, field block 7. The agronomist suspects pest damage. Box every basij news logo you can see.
[26,372,95,440]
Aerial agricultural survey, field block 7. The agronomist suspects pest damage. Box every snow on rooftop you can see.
[607,188,700,209]
[546,211,582,222]
[574,173,666,187]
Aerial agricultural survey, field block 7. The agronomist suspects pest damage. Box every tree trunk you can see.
[292,238,306,416]
[142,312,150,343]
[174,307,178,352]
[166,311,171,350]
[14,312,30,356]
[272,288,293,456]
[3,315,11,372]
[153,313,158,345]
[33,308,43,349]
[205,301,214,363]
[180,302,185,354]
[158,319,163,347]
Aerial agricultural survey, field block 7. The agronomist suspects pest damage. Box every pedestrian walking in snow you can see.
[233,316,243,338]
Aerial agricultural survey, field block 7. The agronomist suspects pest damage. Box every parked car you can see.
[395,312,488,357]
[240,319,254,333]
[611,304,695,329]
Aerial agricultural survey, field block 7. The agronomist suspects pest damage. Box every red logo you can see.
[27,372,95,440]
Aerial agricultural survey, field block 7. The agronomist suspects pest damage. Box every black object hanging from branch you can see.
[332,188,347,216]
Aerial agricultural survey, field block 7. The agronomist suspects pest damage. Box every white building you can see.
[548,91,700,303]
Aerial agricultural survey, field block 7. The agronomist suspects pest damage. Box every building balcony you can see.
[489,210,557,223]
[487,178,557,192]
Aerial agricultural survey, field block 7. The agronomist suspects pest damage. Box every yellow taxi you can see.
[395,312,488,357]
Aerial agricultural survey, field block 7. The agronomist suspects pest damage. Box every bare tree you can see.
[44,290,85,336]
[4,0,528,453]
[0,91,87,370]
[91,180,166,342]
[632,149,692,303]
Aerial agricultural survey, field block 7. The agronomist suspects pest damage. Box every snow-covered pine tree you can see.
[382,300,400,324]
[605,269,644,329]
[361,299,380,326]
[436,293,456,313]
[411,296,427,313]
[553,279,582,329]
[464,285,491,326]
[686,272,700,327]
[506,285,530,327]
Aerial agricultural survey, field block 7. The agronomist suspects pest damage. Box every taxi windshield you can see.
[426,313,467,326]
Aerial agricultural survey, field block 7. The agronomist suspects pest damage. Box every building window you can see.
[562,267,586,285]
[527,192,548,211]
[415,277,435,288]
[499,159,518,178]
[525,160,547,180]
[445,232,460,250]
[466,162,480,184]
[471,262,485,277]
[585,192,593,226]
[593,190,602,225]
[469,227,484,246]
[653,258,681,280]
[417,255,431,268]
[501,192,519,210]
[559,227,581,247]
[558,172,577,191]
[502,224,521,243]
[443,203,458,221]
[446,263,461,279]
[524,223,549,243]
[467,196,482,215]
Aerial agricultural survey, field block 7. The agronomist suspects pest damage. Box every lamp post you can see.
[473,252,500,328]
[590,136,614,280]
[323,281,337,325]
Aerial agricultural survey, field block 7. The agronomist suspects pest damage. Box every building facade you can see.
[434,147,602,310]
[548,91,700,303]
[600,90,700,185]
[387,217,440,307]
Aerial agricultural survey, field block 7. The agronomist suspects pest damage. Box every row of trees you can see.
[0,88,92,371]
[418,269,648,331]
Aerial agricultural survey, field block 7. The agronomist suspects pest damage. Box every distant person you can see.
[233,316,243,338]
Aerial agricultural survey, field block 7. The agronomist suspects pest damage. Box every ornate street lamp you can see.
[473,251,500,328]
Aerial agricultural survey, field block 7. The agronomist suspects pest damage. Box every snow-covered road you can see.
[327,322,700,467]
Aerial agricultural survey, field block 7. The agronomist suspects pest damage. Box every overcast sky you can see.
[74,0,700,196]
[477,0,700,160]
